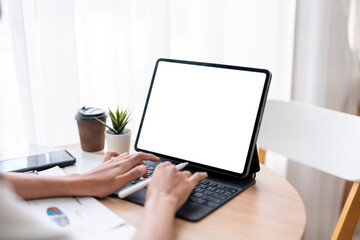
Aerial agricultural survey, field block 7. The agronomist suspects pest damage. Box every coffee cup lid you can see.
[75,106,107,122]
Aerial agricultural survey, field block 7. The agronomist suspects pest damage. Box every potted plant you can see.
[95,107,131,154]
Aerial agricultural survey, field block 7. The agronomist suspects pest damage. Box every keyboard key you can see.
[189,196,198,202]
[195,198,207,204]
[189,180,238,207]
[226,187,237,193]
[202,195,222,204]
[212,193,227,200]
[204,190,213,196]
[193,192,203,198]
[206,201,218,207]
[189,197,207,205]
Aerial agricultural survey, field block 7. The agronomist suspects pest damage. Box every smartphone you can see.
[0,150,76,173]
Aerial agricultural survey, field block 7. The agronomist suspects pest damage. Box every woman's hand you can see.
[145,162,208,214]
[134,162,207,240]
[75,151,159,198]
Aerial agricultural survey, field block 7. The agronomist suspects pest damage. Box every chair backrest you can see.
[257,100,360,240]
[257,100,360,182]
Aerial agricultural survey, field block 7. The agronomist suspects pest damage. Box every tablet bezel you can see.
[135,58,271,178]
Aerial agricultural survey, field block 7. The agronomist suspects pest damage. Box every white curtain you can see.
[1,0,295,147]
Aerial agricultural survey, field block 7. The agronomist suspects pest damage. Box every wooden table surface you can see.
[62,144,306,240]
[0,143,306,239]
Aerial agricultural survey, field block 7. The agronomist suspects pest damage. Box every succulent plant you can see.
[95,107,130,134]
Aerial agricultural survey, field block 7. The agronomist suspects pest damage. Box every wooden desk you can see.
[62,144,306,240]
[0,143,305,239]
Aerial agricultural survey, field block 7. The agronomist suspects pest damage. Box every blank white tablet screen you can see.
[137,61,266,174]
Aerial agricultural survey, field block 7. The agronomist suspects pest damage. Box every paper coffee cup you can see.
[75,106,107,152]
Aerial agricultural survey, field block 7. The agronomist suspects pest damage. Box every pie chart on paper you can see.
[46,206,70,227]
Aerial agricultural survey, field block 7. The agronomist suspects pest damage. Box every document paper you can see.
[25,166,125,238]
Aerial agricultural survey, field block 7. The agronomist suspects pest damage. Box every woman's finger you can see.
[181,171,192,178]
[188,172,208,184]
[117,165,147,186]
[136,161,149,178]
[122,152,160,171]
[112,152,130,162]
[119,152,129,157]
[103,151,120,162]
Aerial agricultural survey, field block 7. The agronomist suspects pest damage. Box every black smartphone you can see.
[0,150,76,173]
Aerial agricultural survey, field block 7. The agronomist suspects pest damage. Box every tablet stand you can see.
[248,144,261,179]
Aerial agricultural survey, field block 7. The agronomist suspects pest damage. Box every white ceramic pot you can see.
[105,129,131,154]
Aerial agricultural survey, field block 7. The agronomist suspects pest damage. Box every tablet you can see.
[136,59,271,178]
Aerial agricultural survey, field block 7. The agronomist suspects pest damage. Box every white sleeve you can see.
[0,179,73,240]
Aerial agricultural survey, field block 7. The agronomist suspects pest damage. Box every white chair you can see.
[257,100,360,240]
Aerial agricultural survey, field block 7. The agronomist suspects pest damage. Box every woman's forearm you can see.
[134,195,177,240]
[1,173,84,199]
[0,151,160,200]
